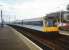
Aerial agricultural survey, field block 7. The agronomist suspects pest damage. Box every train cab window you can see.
[45,16,57,26]
[47,20,53,26]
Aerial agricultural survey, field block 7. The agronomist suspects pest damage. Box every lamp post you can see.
[60,11,62,23]
[1,10,4,27]
[0,5,4,27]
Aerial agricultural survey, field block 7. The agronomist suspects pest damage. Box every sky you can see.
[0,0,69,22]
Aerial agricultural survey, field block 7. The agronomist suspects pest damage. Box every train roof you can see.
[23,17,43,22]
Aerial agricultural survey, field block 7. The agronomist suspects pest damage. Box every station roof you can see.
[46,11,67,18]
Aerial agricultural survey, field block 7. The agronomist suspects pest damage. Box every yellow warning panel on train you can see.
[43,27,59,32]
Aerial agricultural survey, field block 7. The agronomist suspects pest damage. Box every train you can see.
[13,11,69,33]
[22,11,69,33]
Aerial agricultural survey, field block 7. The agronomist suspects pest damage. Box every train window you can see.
[45,16,57,26]
[47,20,53,26]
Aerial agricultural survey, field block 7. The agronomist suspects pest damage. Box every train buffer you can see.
[0,25,42,50]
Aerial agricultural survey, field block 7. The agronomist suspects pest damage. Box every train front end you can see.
[43,16,59,33]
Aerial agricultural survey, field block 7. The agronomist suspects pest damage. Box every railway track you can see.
[8,24,69,50]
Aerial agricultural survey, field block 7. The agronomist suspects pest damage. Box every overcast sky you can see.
[0,0,69,22]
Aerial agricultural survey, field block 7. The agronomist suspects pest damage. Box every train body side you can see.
[23,17,59,33]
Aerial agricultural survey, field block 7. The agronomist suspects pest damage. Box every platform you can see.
[0,25,42,50]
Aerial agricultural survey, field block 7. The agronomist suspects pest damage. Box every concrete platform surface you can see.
[0,25,42,50]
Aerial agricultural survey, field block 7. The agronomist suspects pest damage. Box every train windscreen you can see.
[45,16,57,26]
